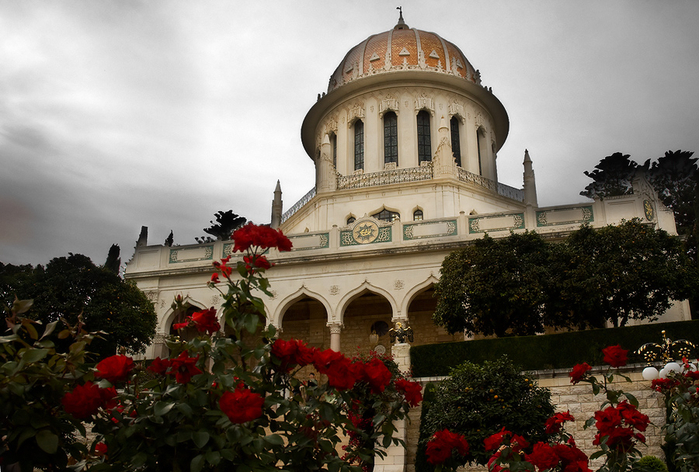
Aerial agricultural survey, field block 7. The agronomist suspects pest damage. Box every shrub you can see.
[419,356,555,466]
[634,456,669,472]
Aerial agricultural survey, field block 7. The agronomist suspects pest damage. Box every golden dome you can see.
[327,16,480,94]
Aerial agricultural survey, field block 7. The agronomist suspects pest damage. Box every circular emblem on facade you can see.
[353,221,379,244]
[643,200,655,221]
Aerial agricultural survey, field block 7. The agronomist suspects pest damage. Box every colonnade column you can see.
[328,322,343,352]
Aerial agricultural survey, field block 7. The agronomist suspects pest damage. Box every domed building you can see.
[125,13,687,470]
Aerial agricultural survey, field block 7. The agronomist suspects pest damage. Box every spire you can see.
[522,149,538,207]
[394,6,409,30]
[270,180,283,229]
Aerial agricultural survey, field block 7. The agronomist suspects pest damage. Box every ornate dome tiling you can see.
[327,24,481,94]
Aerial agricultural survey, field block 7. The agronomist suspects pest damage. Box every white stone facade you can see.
[125,15,690,469]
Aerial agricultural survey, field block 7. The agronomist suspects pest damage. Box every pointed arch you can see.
[401,274,440,316]
[272,286,333,328]
[338,281,398,324]
[160,296,207,333]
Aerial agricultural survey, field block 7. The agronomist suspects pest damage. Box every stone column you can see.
[374,342,413,472]
[328,322,342,352]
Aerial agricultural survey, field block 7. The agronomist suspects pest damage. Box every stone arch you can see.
[274,287,332,350]
[404,275,462,346]
[160,296,207,333]
[338,282,397,355]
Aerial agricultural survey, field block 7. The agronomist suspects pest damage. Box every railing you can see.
[282,167,523,224]
[497,183,525,202]
[457,167,524,202]
[281,187,316,223]
[337,164,433,190]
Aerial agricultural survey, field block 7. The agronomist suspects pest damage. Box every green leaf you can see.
[22,348,49,363]
[205,450,221,466]
[263,434,284,446]
[40,320,59,340]
[36,429,59,454]
[154,401,175,416]
[192,431,210,448]
[191,454,205,472]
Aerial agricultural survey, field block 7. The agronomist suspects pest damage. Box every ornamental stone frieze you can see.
[347,104,365,126]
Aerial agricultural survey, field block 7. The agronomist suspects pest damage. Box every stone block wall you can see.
[406,367,667,472]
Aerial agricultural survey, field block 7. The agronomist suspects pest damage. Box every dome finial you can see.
[395,6,408,30]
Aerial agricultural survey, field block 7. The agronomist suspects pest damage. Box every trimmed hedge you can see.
[410,320,699,377]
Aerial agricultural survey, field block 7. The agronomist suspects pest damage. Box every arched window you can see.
[476,127,485,175]
[372,209,400,222]
[329,132,337,168]
[417,111,431,163]
[384,111,398,164]
[354,120,364,171]
[450,117,461,167]
[347,216,356,225]
[413,209,423,221]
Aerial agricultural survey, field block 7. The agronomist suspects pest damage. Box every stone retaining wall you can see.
[406,366,667,472]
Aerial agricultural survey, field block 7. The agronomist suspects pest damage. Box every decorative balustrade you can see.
[497,183,525,202]
[336,164,433,190]
[457,167,524,202]
[281,186,316,223]
[282,166,523,223]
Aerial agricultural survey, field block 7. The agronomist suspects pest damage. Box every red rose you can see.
[213,259,233,278]
[602,345,628,367]
[361,357,393,393]
[210,273,220,284]
[99,386,118,410]
[617,401,649,432]
[95,442,108,456]
[395,379,423,407]
[651,378,679,392]
[553,444,590,472]
[545,411,575,434]
[148,357,171,375]
[510,434,529,453]
[294,341,316,366]
[325,357,359,390]
[685,370,699,381]
[168,351,202,384]
[244,255,272,273]
[272,338,298,370]
[232,223,293,253]
[219,386,264,423]
[526,442,560,471]
[313,348,345,374]
[62,382,105,419]
[95,355,134,383]
[594,406,622,435]
[484,427,511,451]
[190,307,220,334]
[426,429,469,464]
[569,363,591,384]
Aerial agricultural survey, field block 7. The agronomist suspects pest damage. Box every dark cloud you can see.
[0,0,697,266]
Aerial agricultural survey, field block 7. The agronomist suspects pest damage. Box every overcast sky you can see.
[1,0,698,267]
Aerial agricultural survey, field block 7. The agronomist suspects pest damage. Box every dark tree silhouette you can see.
[103,244,121,274]
[200,210,247,241]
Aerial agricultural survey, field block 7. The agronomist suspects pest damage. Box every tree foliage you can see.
[199,210,247,242]
[420,357,555,466]
[103,243,121,274]
[581,152,638,200]
[647,150,698,236]
[433,232,551,337]
[0,254,156,358]
[434,220,697,337]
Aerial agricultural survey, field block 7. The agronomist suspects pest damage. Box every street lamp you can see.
[636,330,696,380]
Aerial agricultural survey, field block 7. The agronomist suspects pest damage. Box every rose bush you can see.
[650,358,699,472]
[2,224,422,472]
[569,345,650,472]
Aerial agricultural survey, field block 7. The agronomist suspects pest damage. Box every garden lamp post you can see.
[636,330,696,380]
